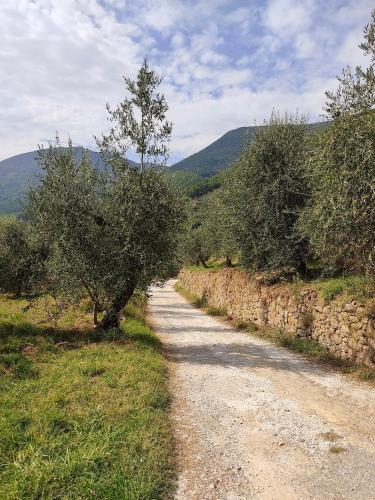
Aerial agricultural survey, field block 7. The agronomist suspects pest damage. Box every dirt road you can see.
[149,280,375,500]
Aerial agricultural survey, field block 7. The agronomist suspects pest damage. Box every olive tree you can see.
[324,9,375,118]
[223,113,309,274]
[28,62,185,329]
[179,223,211,267]
[99,59,172,171]
[0,217,46,297]
[200,191,237,266]
[299,112,375,275]
[28,142,184,328]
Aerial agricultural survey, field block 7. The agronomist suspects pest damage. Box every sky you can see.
[0,0,373,164]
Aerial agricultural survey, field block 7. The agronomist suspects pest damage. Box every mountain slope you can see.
[170,126,256,177]
[0,148,136,213]
[170,121,328,181]
[0,122,328,213]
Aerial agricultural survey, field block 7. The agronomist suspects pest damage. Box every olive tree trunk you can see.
[99,280,137,330]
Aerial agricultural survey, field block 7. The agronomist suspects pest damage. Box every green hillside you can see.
[0,149,136,214]
[0,122,328,213]
[170,126,256,177]
[169,121,328,196]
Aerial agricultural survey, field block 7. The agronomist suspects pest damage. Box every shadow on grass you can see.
[0,312,160,380]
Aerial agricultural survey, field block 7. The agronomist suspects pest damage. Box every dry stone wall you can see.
[179,268,375,367]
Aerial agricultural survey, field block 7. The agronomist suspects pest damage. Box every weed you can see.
[329,446,346,454]
[321,431,341,442]
[355,367,375,381]
[206,306,227,317]
[236,320,259,332]
[174,282,207,307]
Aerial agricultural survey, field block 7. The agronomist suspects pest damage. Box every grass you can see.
[173,283,226,317]
[329,446,347,454]
[184,264,375,303]
[235,320,259,333]
[174,282,207,307]
[321,431,341,442]
[311,275,375,302]
[0,293,174,499]
[175,282,375,385]
[285,274,375,302]
[206,306,227,317]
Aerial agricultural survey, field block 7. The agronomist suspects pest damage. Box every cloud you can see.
[0,0,373,163]
[263,0,314,36]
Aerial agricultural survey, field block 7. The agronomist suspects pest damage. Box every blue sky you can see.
[0,0,373,163]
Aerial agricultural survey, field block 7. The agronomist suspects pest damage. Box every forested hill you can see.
[0,122,327,213]
[0,148,136,213]
[170,126,257,177]
[169,121,327,179]
[169,121,328,197]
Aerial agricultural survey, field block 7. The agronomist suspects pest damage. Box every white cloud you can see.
[0,0,373,163]
[263,0,314,36]
[294,32,316,59]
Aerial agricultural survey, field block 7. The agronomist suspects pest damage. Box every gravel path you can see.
[149,280,375,500]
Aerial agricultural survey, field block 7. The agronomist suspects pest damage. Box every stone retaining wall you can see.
[178,268,375,367]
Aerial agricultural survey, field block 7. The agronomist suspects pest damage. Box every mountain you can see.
[170,126,257,178]
[169,121,328,180]
[0,148,136,213]
[0,122,328,213]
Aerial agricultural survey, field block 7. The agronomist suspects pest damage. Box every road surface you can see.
[149,280,375,500]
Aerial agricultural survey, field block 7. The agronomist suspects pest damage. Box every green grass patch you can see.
[206,306,227,317]
[174,282,207,307]
[0,294,174,499]
[287,275,375,302]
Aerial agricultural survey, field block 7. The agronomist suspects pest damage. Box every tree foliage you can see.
[27,142,185,328]
[179,223,211,267]
[0,217,46,296]
[223,113,309,273]
[99,60,172,171]
[324,9,375,118]
[300,112,375,275]
[199,191,237,266]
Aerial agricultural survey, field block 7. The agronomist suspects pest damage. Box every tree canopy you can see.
[223,113,309,274]
[300,111,375,275]
[324,9,375,118]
